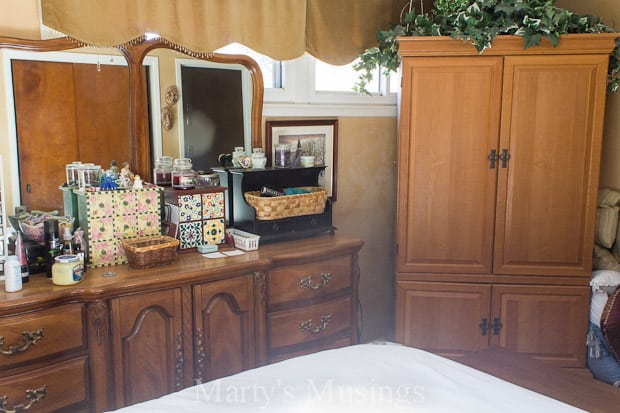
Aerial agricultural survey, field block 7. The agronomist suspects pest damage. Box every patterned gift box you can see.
[164,187,226,251]
[76,186,163,267]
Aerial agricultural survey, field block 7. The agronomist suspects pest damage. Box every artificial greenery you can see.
[354,0,620,94]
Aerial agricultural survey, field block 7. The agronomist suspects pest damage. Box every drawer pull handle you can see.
[0,329,44,355]
[299,273,332,290]
[299,314,332,334]
[0,385,47,412]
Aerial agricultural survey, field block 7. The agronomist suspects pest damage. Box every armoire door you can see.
[395,280,491,356]
[493,54,609,276]
[396,56,503,274]
[490,284,590,368]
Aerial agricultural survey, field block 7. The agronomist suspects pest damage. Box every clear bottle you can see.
[44,219,61,278]
[153,156,173,186]
[73,228,87,273]
[4,255,22,292]
[62,226,74,255]
[172,158,196,189]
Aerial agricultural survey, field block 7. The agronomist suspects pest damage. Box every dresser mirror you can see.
[136,42,264,172]
[0,36,264,212]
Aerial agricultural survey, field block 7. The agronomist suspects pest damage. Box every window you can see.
[215,43,397,117]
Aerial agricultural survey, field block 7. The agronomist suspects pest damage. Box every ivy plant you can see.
[354,0,620,94]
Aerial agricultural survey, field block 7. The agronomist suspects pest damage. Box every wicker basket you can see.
[243,187,327,220]
[123,235,180,268]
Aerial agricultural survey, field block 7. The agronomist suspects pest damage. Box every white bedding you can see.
[108,343,585,412]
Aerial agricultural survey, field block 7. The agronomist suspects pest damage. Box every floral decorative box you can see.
[164,187,226,251]
[76,186,163,267]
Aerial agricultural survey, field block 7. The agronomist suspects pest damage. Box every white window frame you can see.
[262,54,398,118]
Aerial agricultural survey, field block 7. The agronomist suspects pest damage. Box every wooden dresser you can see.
[0,235,362,412]
[394,34,617,367]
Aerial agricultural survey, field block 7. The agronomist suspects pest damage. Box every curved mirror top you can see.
[141,45,264,172]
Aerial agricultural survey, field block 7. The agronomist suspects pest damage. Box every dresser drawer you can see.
[0,303,86,369]
[268,255,352,306]
[267,296,352,349]
[0,356,90,412]
[268,336,352,364]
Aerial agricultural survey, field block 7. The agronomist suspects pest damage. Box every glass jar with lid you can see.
[65,161,83,187]
[153,155,173,186]
[172,157,196,189]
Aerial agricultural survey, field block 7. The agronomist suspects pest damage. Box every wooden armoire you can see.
[395,33,618,368]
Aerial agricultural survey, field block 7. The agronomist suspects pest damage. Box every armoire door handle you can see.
[499,149,511,168]
[488,150,498,169]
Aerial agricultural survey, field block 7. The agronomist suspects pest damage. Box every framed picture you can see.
[266,119,338,201]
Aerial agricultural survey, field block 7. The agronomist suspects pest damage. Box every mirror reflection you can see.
[1,37,263,213]
[3,48,130,211]
[142,44,263,174]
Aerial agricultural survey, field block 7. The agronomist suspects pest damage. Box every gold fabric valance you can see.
[41,0,403,64]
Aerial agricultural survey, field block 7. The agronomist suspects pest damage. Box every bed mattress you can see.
[107,343,585,412]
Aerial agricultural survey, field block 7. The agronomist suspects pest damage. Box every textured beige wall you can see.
[0,0,41,39]
[259,116,398,341]
[557,0,620,190]
[332,117,397,341]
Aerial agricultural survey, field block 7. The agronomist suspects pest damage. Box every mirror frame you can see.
[119,38,264,179]
[0,35,264,185]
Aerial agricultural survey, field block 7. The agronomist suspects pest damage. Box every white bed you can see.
[107,343,585,412]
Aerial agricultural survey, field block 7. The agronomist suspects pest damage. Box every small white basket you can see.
[226,228,260,251]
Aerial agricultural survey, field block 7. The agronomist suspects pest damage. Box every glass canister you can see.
[153,155,173,186]
[196,173,220,188]
[78,163,102,189]
[172,157,196,189]
[65,161,83,187]
[274,144,290,168]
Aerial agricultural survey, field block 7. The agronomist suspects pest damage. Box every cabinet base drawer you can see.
[0,356,90,413]
[267,296,352,350]
[268,335,352,364]
[268,255,352,306]
[0,303,86,369]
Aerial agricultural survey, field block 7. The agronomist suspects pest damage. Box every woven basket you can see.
[123,235,180,268]
[244,187,327,220]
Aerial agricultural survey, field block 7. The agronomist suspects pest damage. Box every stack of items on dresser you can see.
[589,187,620,386]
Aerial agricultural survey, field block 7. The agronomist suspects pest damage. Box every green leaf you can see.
[354,0,620,94]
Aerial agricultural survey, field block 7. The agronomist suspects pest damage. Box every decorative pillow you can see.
[601,287,620,362]
[593,245,620,273]
[591,269,620,293]
[598,187,620,208]
[591,290,610,327]
[595,206,619,248]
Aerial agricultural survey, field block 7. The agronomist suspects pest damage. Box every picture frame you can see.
[265,119,338,201]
